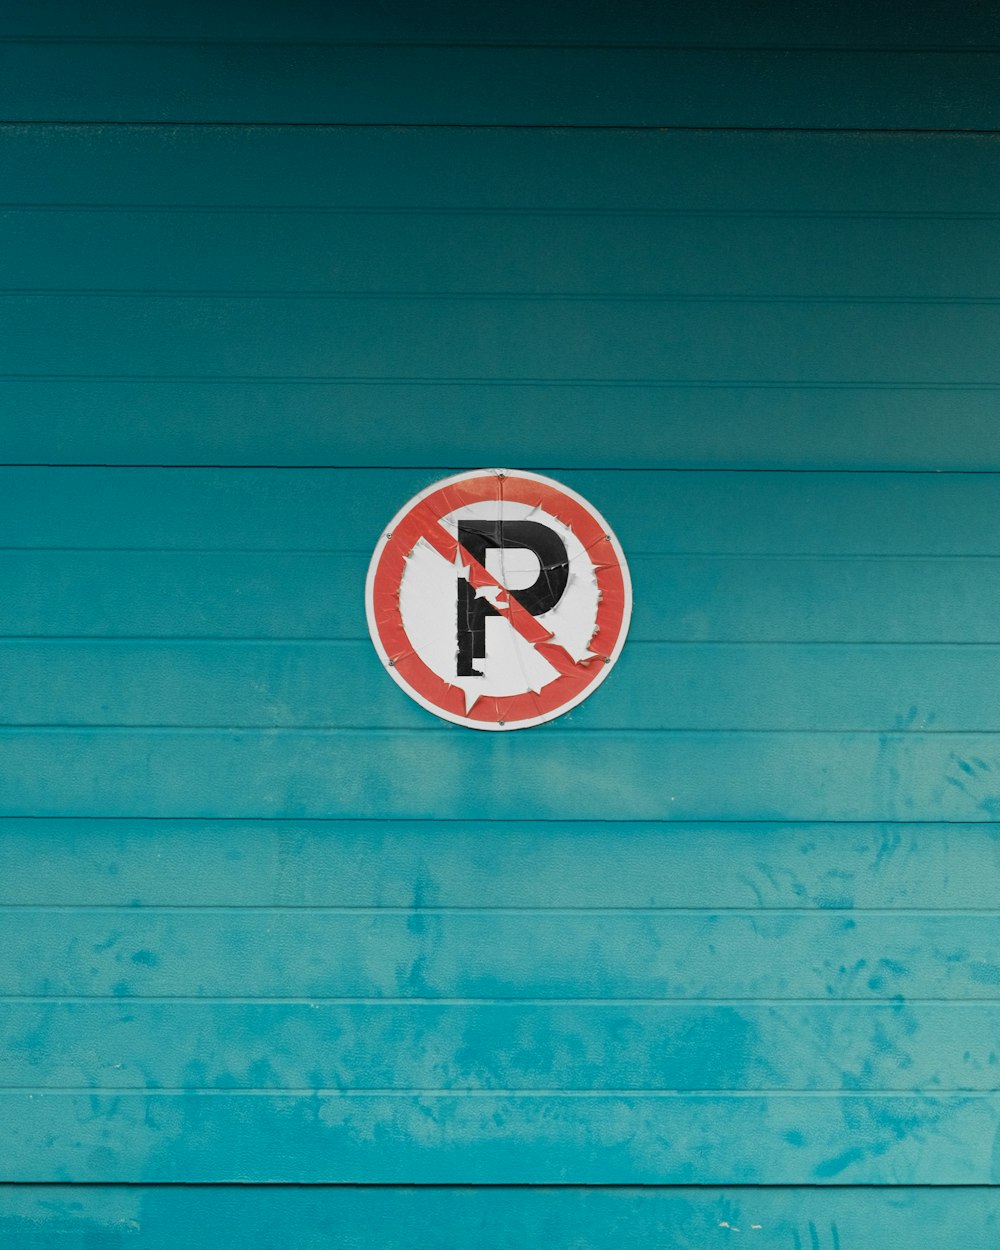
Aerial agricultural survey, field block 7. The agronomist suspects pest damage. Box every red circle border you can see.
[368,472,630,727]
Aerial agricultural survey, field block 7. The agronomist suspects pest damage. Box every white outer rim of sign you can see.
[364,468,633,731]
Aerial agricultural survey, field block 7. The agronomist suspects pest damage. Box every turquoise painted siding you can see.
[2,130,1000,470]
[3,1186,998,1250]
[3,47,999,127]
[2,0,999,1242]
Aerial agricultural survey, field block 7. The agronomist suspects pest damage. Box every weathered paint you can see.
[6,728,1000,820]
[2,0,998,1237]
[1,1185,997,1249]
[0,819,996,908]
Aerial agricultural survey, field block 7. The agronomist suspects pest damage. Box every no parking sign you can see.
[366,469,632,730]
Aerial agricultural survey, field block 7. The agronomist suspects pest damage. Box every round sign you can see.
[365,469,632,730]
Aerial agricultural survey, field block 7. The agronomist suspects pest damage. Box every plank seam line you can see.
[11,724,998,732]
[0,1181,995,1189]
[2,997,995,1006]
[6,1089,999,1098]
[2,121,1000,135]
[8,466,1000,478]
[7,725,1000,737]
[6,37,1000,52]
[7,636,1000,648]
[3,904,996,915]
[8,290,1000,306]
[4,637,1000,645]
[7,206,1000,221]
[0,815,991,825]
[5,463,997,475]
[8,376,1000,390]
[9,549,1000,559]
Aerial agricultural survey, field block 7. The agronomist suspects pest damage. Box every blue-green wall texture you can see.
[3,1,1000,1244]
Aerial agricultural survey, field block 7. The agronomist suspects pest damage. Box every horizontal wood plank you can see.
[9,467,1000,555]
[7,379,1000,469]
[2,1001,997,1091]
[4,295,999,383]
[5,640,1000,731]
[4,209,1000,300]
[2,819,991,910]
[4,551,1000,641]
[0,1183,994,1250]
[2,728,1000,820]
[5,0,998,48]
[1,1090,996,1183]
[3,908,999,999]
[2,44,998,128]
[4,128,997,216]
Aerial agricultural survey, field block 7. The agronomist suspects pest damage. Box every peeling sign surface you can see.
[366,469,631,729]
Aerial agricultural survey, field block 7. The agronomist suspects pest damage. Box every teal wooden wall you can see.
[3,2,1000,1244]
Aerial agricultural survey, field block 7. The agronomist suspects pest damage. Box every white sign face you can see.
[366,469,632,730]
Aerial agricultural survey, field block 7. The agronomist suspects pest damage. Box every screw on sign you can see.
[365,469,632,730]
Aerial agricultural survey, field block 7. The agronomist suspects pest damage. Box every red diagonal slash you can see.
[407,498,606,677]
